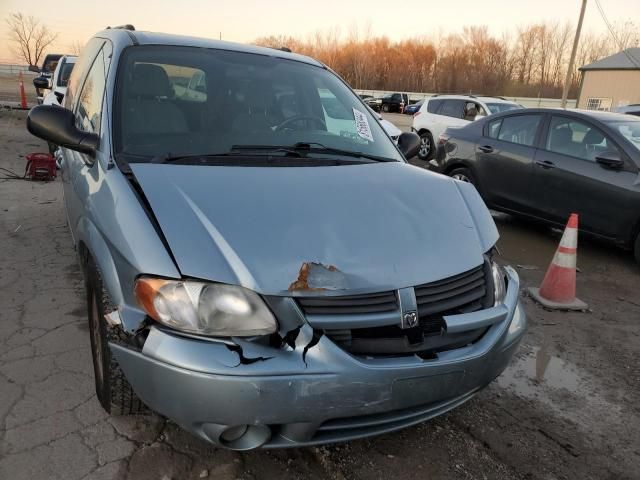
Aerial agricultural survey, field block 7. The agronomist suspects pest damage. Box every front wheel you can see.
[418,131,434,160]
[382,104,390,113]
[449,167,478,187]
[85,259,147,415]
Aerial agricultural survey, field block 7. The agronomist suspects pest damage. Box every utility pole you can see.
[561,0,588,108]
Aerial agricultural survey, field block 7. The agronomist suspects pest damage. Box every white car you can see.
[43,55,77,107]
[411,95,522,160]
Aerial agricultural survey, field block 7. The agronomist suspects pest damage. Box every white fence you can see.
[354,89,577,109]
[0,64,37,75]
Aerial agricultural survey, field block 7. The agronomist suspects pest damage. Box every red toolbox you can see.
[25,153,56,181]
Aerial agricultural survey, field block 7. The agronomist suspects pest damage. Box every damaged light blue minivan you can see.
[26,26,526,450]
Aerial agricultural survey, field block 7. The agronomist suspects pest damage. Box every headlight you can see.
[134,278,277,337]
[491,261,507,305]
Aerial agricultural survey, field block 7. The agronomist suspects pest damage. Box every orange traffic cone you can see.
[19,71,27,109]
[528,213,588,310]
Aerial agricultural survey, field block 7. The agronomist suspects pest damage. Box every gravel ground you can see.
[1,109,639,479]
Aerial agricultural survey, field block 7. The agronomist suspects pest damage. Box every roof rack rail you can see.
[107,24,136,31]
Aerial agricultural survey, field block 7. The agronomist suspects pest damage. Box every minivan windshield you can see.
[115,46,402,163]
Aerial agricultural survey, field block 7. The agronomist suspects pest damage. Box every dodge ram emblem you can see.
[403,311,418,329]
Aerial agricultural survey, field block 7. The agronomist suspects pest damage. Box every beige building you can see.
[577,48,640,111]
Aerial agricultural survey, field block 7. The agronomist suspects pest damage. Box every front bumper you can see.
[111,267,525,449]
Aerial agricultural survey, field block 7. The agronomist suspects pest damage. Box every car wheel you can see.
[382,104,390,113]
[85,258,147,415]
[418,132,434,160]
[449,167,477,187]
[634,232,640,265]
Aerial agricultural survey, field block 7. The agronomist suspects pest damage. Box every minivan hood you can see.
[131,162,497,296]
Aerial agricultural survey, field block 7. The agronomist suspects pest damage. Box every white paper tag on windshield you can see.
[353,108,374,142]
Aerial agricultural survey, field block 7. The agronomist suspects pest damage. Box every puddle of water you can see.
[497,345,626,435]
[498,346,581,396]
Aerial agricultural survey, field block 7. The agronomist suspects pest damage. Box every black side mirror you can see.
[595,151,624,170]
[397,132,421,159]
[33,77,50,90]
[27,105,98,156]
[28,65,40,73]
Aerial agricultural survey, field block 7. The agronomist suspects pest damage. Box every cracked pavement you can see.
[1,109,639,479]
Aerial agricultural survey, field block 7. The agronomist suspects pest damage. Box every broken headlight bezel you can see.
[491,260,507,305]
[134,277,277,337]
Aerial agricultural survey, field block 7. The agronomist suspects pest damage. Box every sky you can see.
[0,0,638,63]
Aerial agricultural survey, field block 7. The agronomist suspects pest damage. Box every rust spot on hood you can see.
[288,262,343,292]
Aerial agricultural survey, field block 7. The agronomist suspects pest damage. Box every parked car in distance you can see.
[404,99,424,115]
[31,53,64,104]
[358,93,373,101]
[364,95,383,111]
[42,55,77,153]
[434,108,640,263]
[412,95,523,161]
[380,92,409,113]
[43,55,77,107]
[26,26,525,450]
[614,104,640,117]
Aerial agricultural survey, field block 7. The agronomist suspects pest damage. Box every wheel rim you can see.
[90,293,104,386]
[452,173,471,183]
[419,136,431,158]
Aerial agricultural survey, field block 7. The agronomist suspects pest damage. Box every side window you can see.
[76,47,107,134]
[439,100,464,119]
[391,93,401,102]
[546,116,619,162]
[496,114,542,147]
[65,38,105,110]
[427,99,442,114]
[487,118,502,138]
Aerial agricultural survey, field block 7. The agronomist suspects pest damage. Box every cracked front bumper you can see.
[110,268,525,449]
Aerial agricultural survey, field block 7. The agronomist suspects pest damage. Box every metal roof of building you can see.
[579,48,640,71]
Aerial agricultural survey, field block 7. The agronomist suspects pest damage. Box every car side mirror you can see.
[397,132,421,159]
[28,65,40,73]
[27,105,98,156]
[33,77,50,90]
[595,151,624,170]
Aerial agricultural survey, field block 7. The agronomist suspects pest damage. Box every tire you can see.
[634,232,640,265]
[418,131,434,160]
[382,104,390,113]
[449,167,478,187]
[85,258,147,415]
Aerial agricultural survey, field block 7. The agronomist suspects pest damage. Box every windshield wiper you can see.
[149,152,237,164]
[230,143,396,162]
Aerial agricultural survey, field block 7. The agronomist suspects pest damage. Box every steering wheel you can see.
[274,115,326,132]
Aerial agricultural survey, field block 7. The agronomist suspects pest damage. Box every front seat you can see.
[122,63,189,138]
[549,127,574,156]
[581,128,605,161]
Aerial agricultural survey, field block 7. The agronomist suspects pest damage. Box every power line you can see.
[593,0,640,68]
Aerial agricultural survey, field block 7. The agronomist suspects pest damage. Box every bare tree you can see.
[5,12,58,67]
[70,40,85,56]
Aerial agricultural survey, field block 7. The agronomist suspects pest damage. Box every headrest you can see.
[129,63,172,97]
[552,127,572,144]
[583,128,604,145]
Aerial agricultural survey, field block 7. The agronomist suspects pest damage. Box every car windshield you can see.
[607,119,640,153]
[115,45,402,162]
[57,62,75,87]
[485,102,522,114]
